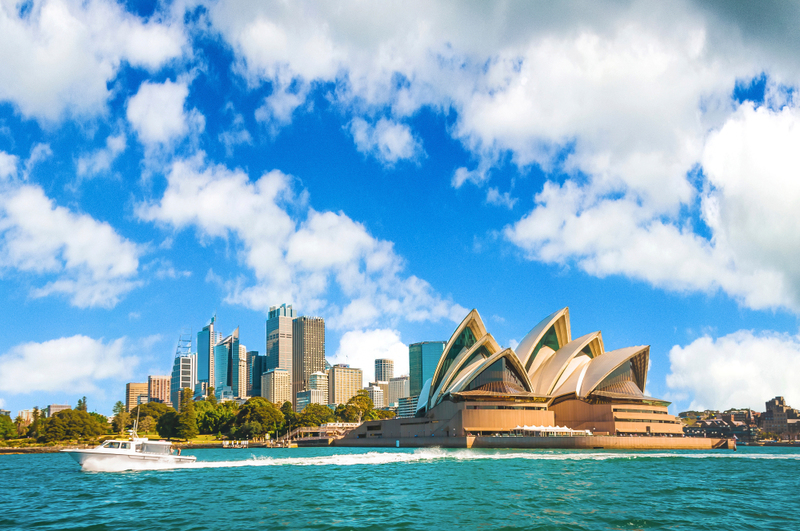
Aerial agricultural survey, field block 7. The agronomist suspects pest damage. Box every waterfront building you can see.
[409,341,445,397]
[44,404,70,418]
[214,328,240,400]
[366,385,384,409]
[148,375,171,405]
[265,303,296,375]
[261,368,291,405]
[197,316,221,387]
[232,342,248,399]
[369,381,389,404]
[375,359,394,382]
[292,316,325,410]
[388,376,410,407]
[310,371,328,397]
[397,396,418,418]
[125,383,148,412]
[0,409,9,417]
[171,354,197,410]
[329,364,363,405]
[346,307,683,441]
[296,389,327,412]
[762,396,800,436]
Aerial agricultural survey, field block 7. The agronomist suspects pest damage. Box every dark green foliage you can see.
[296,403,334,428]
[175,388,198,440]
[112,401,126,416]
[156,410,178,439]
[76,396,87,412]
[27,407,42,439]
[38,410,106,443]
[280,401,293,416]
[232,397,284,438]
[0,415,14,439]
[130,402,170,422]
[196,402,236,435]
[88,412,109,426]
[237,421,263,439]
[206,387,217,406]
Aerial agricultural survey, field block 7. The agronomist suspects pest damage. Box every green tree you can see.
[39,410,106,443]
[112,401,126,416]
[206,387,217,406]
[156,410,177,439]
[76,396,88,412]
[112,411,131,434]
[88,412,110,429]
[27,407,42,439]
[296,403,334,427]
[174,388,198,440]
[13,414,29,438]
[235,397,284,430]
[130,402,170,423]
[138,416,155,434]
[237,421,264,439]
[280,401,293,416]
[0,415,14,439]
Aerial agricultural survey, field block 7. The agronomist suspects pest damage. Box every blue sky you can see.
[2,1,800,416]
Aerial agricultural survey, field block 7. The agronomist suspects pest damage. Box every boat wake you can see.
[80,447,800,472]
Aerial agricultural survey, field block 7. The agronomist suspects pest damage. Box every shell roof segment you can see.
[422,308,654,412]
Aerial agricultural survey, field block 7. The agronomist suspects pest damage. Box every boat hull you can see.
[62,449,197,468]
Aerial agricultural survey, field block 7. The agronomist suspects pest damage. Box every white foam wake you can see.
[79,447,800,473]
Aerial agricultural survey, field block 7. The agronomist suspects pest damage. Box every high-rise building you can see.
[309,371,328,398]
[125,382,148,412]
[232,342,247,399]
[296,389,327,412]
[170,354,197,410]
[148,375,171,405]
[397,396,418,418]
[292,316,325,410]
[388,376,410,407]
[409,341,445,397]
[329,364,363,405]
[197,316,221,386]
[261,368,291,405]
[214,328,239,399]
[265,304,296,375]
[366,385,384,409]
[369,381,389,405]
[375,359,394,382]
[247,351,263,397]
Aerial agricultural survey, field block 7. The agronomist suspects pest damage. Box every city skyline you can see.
[2,2,800,417]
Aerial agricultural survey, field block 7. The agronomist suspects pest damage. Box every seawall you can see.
[333,435,733,450]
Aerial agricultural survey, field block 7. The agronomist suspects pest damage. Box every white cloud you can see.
[0,169,140,308]
[666,330,800,411]
[0,151,17,178]
[127,79,204,146]
[349,118,423,166]
[504,99,800,312]
[136,154,465,329]
[0,0,184,121]
[0,335,137,394]
[486,187,517,209]
[77,131,126,177]
[254,83,310,136]
[331,329,409,383]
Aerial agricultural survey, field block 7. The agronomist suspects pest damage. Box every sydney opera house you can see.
[341,308,728,449]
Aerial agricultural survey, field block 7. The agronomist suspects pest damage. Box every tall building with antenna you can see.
[197,315,221,387]
[170,328,197,410]
[266,304,296,377]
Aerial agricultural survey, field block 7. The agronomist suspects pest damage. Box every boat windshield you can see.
[104,441,121,449]
[141,443,171,455]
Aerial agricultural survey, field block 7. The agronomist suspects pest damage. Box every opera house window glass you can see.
[466,358,526,393]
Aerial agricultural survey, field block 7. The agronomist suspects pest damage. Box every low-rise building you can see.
[296,389,327,412]
[45,404,71,418]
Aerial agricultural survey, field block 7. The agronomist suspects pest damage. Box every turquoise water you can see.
[1,446,799,530]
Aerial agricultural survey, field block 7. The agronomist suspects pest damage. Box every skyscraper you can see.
[232,342,247,399]
[329,364,363,405]
[388,376,410,407]
[261,368,291,405]
[292,316,325,409]
[309,371,328,398]
[247,351,263,397]
[148,375,171,405]
[214,328,239,399]
[366,385,384,409]
[375,358,394,381]
[125,382,148,412]
[170,354,197,410]
[265,303,296,375]
[197,316,221,386]
[409,341,445,397]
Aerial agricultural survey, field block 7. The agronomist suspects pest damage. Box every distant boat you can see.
[62,429,196,468]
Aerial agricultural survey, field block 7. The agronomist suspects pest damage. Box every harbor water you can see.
[1,446,799,530]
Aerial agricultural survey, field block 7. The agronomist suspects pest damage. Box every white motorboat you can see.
[62,430,196,468]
